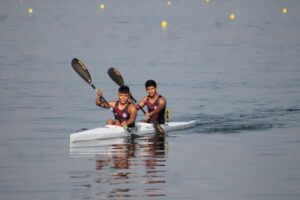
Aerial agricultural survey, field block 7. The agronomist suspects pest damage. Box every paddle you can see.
[107,67,165,135]
[71,58,134,135]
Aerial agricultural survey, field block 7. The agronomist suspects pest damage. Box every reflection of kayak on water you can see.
[69,134,166,159]
[69,138,127,157]
[69,130,169,198]
[70,121,196,143]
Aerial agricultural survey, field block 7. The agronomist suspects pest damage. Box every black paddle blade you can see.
[108,67,124,86]
[71,58,92,85]
[153,121,165,135]
[108,67,138,103]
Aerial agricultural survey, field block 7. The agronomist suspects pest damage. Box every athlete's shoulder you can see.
[129,103,137,111]
[158,95,166,104]
[141,95,149,102]
[159,94,166,99]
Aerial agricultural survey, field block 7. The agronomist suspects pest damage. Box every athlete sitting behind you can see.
[137,80,166,124]
[95,85,137,127]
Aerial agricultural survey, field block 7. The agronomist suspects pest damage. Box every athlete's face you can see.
[118,92,129,104]
[146,86,157,97]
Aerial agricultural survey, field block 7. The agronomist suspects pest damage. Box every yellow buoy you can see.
[282,7,288,14]
[28,8,33,14]
[100,3,105,10]
[161,20,168,28]
[229,13,235,21]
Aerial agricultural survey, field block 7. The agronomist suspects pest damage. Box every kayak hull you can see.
[70,120,196,142]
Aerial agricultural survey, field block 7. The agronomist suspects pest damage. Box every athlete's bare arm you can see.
[137,96,148,110]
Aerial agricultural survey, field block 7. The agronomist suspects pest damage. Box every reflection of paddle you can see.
[71,58,134,135]
[108,67,165,135]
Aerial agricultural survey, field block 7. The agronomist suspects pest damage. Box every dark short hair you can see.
[119,85,130,94]
[145,80,156,88]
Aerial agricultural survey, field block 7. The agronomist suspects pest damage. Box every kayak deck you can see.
[70,120,196,143]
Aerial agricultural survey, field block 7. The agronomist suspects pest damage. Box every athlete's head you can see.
[145,80,157,97]
[118,85,130,104]
[145,80,157,89]
[119,85,130,94]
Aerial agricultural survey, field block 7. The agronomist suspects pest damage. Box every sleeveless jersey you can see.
[113,101,135,127]
[146,95,166,124]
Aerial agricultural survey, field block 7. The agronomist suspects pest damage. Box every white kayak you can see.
[70,120,196,143]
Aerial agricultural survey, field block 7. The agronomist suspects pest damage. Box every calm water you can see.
[1,0,300,199]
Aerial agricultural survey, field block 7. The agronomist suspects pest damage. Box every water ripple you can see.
[192,106,300,133]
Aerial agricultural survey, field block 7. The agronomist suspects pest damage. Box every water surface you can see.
[1,0,300,199]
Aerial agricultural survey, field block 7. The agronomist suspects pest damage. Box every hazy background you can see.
[1,0,300,199]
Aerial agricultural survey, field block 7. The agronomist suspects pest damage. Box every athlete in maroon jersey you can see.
[96,85,137,127]
[137,80,166,124]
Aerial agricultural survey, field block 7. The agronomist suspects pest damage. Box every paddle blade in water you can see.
[108,67,124,86]
[153,121,165,135]
[71,58,92,84]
